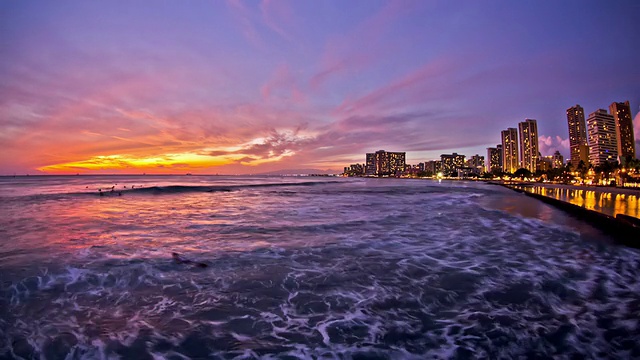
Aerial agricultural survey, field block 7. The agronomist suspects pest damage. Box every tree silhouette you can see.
[514,168,532,179]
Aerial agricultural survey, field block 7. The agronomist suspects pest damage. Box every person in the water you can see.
[172,252,208,268]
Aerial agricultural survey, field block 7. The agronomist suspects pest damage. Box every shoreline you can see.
[496,182,640,248]
[500,181,640,195]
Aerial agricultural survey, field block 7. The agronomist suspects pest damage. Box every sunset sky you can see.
[1,0,639,175]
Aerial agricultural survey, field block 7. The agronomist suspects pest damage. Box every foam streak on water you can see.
[0,176,639,359]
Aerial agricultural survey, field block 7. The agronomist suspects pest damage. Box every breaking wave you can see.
[1,178,639,359]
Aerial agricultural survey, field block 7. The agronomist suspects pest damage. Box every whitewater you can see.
[0,175,638,359]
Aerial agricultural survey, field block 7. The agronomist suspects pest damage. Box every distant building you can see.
[539,156,553,172]
[457,167,476,178]
[365,150,406,176]
[567,104,590,169]
[365,153,376,176]
[519,119,539,173]
[587,109,618,167]
[501,128,519,173]
[486,145,503,173]
[440,153,465,176]
[344,163,365,176]
[388,152,406,175]
[552,151,564,169]
[609,101,636,163]
[467,154,485,173]
[425,160,441,175]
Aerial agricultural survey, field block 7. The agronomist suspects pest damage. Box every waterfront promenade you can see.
[515,183,640,219]
[497,181,640,248]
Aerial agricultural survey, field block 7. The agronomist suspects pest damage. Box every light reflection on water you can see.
[1,177,639,359]
[524,185,640,219]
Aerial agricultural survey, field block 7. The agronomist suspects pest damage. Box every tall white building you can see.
[587,109,618,167]
[501,128,519,173]
[518,119,539,173]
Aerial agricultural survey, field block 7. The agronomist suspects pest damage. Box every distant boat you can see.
[186,173,192,176]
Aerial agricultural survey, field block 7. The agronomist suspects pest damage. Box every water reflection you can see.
[524,186,640,219]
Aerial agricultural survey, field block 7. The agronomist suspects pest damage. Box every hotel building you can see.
[365,150,406,176]
[567,105,590,169]
[467,154,485,173]
[365,153,376,176]
[440,153,465,176]
[552,151,564,169]
[501,128,519,173]
[486,145,503,173]
[587,109,618,167]
[425,160,441,175]
[518,119,539,173]
[609,101,636,163]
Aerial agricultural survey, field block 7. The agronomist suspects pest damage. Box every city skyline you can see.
[1,1,639,175]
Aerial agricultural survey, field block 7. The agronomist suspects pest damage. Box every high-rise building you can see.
[440,153,465,176]
[467,154,485,173]
[486,145,503,173]
[388,152,406,175]
[496,144,503,171]
[539,156,553,172]
[366,150,406,176]
[425,160,441,175]
[344,164,365,176]
[552,151,564,169]
[587,109,618,167]
[365,153,376,176]
[518,119,539,173]
[567,105,589,169]
[609,101,636,163]
[501,128,519,173]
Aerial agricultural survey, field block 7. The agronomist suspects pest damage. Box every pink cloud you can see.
[260,0,295,41]
[260,64,306,104]
[226,0,265,49]
[310,0,415,90]
[538,135,569,157]
[334,56,462,116]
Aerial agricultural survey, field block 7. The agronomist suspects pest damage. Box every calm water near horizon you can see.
[1,176,639,359]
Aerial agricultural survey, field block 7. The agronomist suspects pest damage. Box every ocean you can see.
[0,175,639,359]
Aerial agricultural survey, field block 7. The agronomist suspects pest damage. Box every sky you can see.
[1,0,639,175]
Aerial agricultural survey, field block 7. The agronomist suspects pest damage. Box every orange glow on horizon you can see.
[37,153,235,174]
[34,147,315,174]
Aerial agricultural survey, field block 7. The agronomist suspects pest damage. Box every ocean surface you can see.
[1,175,639,359]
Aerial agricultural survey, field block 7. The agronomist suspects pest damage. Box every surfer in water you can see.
[172,252,208,268]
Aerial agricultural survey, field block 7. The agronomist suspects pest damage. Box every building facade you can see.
[486,145,503,173]
[518,119,539,173]
[440,153,465,176]
[424,160,441,175]
[539,156,553,172]
[609,101,636,163]
[344,164,365,176]
[587,109,618,167]
[552,150,564,169]
[365,150,406,176]
[501,128,519,173]
[567,104,590,169]
[467,154,485,173]
[365,153,376,176]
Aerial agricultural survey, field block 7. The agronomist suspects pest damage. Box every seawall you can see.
[500,183,640,248]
